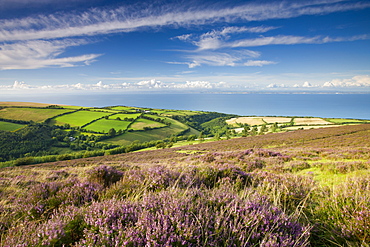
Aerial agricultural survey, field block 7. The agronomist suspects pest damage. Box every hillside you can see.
[1,102,368,167]
[0,124,369,246]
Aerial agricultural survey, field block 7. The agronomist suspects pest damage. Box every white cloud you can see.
[0,39,101,70]
[183,50,273,68]
[244,60,276,67]
[192,25,277,50]
[0,79,232,91]
[323,75,370,87]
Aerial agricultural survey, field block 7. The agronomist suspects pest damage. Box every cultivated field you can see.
[262,117,292,123]
[0,102,58,107]
[294,117,333,125]
[0,108,74,122]
[226,117,266,126]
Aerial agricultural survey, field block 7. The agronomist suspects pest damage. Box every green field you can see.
[129,118,166,130]
[110,113,141,120]
[83,119,132,133]
[153,110,201,116]
[53,110,111,126]
[0,121,25,131]
[110,106,139,112]
[326,118,370,124]
[0,108,74,122]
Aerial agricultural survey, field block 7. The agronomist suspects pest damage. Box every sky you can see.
[0,0,369,93]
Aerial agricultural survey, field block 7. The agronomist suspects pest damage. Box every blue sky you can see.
[0,0,369,92]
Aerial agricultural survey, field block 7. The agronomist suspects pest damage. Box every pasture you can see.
[326,118,370,124]
[83,119,132,133]
[0,121,25,131]
[0,108,74,122]
[109,113,141,120]
[53,110,111,127]
[129,118,167,130]
[109,106,138,112]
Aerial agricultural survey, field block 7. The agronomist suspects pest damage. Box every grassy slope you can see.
[0,121,25,131]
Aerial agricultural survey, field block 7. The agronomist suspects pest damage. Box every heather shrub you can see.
[46,170,69,181]
[86,165,124,187]
[13,179,102,221]
[78,187,310,246]
[2,206,84,246]
[312,176,370,246]
[287,160,311,172]
[195,163,251,189]
[252,171,315,213]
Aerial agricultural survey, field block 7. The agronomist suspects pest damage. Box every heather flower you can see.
[86,165,124,187]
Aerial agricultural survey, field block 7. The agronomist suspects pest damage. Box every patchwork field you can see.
[106,118,198,145]
[53,111,111,126]
[0,121,25,131]
[0,108,74,122]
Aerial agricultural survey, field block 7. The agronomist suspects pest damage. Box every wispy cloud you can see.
[0,39,101,70]
[1,0,369,71]
[1,1,369,42]
[227,34,368,48]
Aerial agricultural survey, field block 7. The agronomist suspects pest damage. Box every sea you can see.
[1,93,369,120]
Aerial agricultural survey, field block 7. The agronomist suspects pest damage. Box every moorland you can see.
[0,102,369,246]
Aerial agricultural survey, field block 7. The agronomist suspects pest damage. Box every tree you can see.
[198,131,204,142]
[270,122,278,132]
[187,135,196,141]
[214,132,221,141]
[242,126,250,137]
[108,128,116,137]
[250,126,258,136]
[259,124,267,135]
